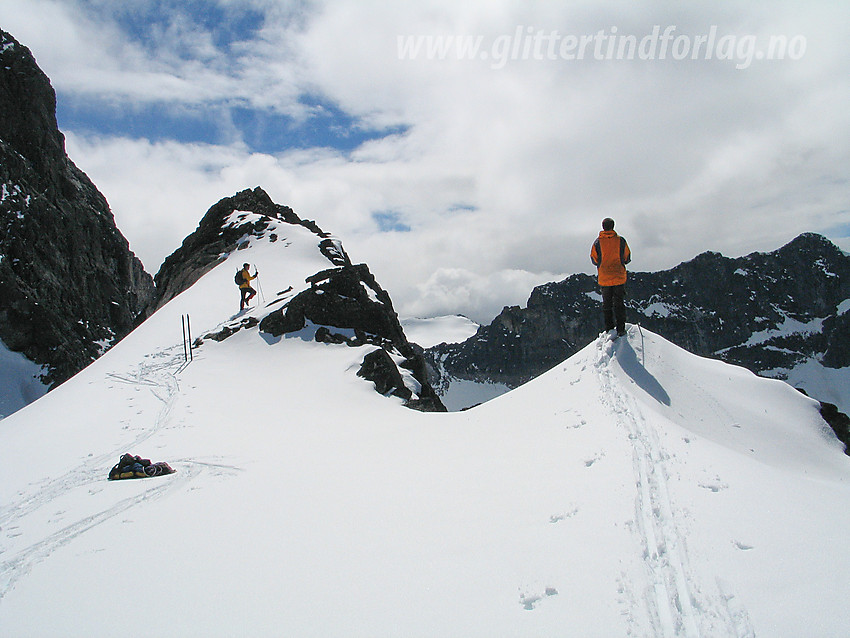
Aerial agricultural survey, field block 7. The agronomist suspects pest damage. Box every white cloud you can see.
[0,0,309,111]
[7,0,850,322]
[402,267,564,325]
[64,134,252,272]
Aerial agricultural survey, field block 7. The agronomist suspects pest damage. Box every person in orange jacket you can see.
[237,263,259,310]
[590,218,631,337]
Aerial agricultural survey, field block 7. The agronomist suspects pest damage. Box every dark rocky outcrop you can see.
[819,402,850,454]
[260,262,445,412]
[260,264,404,346]
[0,29,154,388]
[796,388,850,457]
[357,349,409,401]
[429,233,850,391]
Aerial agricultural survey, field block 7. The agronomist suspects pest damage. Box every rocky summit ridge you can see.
[150,186,445,412]
[138,186,334,319]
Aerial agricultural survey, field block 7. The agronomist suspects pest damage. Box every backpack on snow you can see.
[108,453,175,480]
[109,453,151,480]
[234,269,246,286]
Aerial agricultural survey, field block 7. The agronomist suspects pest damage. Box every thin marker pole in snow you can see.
[637,322,645,367]
[181,315,188,362]
[181,314,194,363]
[187,314,193,361]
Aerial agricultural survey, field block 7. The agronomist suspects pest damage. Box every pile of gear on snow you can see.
[108,453,175,480]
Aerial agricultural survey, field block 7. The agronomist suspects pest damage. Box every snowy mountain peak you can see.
[142,186,335,318]
[135,187,444,411]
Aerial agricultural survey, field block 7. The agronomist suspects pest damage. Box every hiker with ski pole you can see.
[235,263,259,310]
[590,218,631,339]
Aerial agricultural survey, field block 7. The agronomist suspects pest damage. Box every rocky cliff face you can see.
[0,29,154,388]
[429,233,850,396]
[155,187,445,412]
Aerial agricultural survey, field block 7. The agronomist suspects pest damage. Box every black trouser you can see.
[240,286,256,307]
[601,284,626,333]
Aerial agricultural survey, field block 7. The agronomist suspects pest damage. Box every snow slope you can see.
[2,228,850,637]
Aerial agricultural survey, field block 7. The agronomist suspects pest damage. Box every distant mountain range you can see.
[426,233,850,417]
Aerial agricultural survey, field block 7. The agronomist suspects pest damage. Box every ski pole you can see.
[637,322,645,367]
[254,266,265,303]
[187,314,193,361]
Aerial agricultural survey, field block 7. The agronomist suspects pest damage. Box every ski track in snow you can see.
[0,344,223,602]
[593,331,754,638]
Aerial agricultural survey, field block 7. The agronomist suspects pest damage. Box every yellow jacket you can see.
[239,268,257,289]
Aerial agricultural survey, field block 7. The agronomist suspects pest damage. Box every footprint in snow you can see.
[699,481,728,492]
[584,452,605,467]
[519,588,559,610]
[698,475,728,492]
[549,506,579,523]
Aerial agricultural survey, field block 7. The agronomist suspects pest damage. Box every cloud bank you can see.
[1,0,848,323]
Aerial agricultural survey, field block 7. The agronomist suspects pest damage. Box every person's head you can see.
[602,218,615,231]
[243,263,250,269]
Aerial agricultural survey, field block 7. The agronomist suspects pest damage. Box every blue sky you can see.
[1,0,849,322]
[51,1,406,153]
[57,94,408,153]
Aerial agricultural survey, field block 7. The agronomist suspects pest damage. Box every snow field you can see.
[2,224,850,637]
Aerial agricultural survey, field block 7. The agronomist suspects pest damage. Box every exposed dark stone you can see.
[358,348,411,401]
[0,29,154,388]
[319,238,351,267]
[314,327,349,344]
[262,264,406,348]
[260,262,445,412]
[203,316,260,342]
[819,402,850,456]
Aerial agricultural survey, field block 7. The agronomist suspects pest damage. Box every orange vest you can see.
[590,231,631,286]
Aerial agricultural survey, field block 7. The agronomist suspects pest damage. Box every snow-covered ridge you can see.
[2,268,849,638]
[1,187,849,634]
